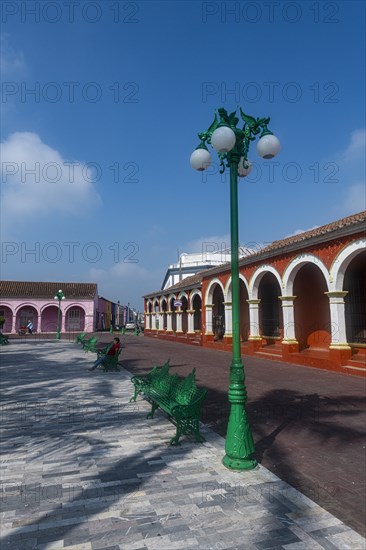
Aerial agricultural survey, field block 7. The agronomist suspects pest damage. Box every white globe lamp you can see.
[238,158,253,178]
[211,126,236,153]
[190,147,211,171]
[256,134,281,159]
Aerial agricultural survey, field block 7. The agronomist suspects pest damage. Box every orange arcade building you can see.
[143,211,366,377]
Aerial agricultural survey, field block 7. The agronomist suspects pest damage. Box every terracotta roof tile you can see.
[0,281,97,299]
[257,210,366,255]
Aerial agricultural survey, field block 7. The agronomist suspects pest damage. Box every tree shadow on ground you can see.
[0,344,199,548]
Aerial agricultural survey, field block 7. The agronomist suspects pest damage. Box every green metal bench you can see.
[75,332,86,344]
[131,364,207,446]
[0,332,9,345]
[82,336,98,353]
[95,347,122,372]
[129,360,170,403]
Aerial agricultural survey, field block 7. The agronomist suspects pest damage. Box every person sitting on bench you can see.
[88,337,121,371]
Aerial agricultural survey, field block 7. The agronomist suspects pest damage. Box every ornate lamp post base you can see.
[223,456,257,470]
[222,377,257,470]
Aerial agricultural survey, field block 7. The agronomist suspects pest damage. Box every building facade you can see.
[0,281,98,334]
[143,212,366,377]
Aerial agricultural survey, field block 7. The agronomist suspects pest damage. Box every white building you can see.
[161,251,231,290]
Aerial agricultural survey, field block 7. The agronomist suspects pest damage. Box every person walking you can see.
[27,320,33,334]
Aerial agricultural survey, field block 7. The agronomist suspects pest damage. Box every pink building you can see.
[0,281,98,335]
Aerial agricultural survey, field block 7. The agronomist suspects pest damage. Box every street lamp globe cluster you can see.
[190,107,280,173]
[54,289,65,340]
[190,107,280,471]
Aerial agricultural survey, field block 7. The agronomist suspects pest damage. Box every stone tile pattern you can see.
[0,342,365,550]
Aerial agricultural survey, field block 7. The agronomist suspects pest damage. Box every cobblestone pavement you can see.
[0,339,365,550]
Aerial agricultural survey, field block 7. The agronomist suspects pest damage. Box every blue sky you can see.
[1,0,365,311]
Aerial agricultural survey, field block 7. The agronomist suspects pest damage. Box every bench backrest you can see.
[147,360,170,382]
[152,372,179,396]
[109,348,122,362]
[171,369,203,405]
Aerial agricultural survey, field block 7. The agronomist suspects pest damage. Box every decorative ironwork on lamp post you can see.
[190,107,280,470]
[54,289,65,340]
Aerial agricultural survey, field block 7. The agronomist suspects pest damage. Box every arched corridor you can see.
[144,212,366,375]
[192,294,202,331]
[212,284,225,340]
[294,264,331,350]
[258,273,283,339]
[344,251,366,344]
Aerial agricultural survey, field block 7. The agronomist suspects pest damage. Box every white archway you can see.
[330,239,366,292]
[225,274,250,301]
[205,278,226,304]
[283,254,330,296]
[249,265,282,300]
[189,289,202,309]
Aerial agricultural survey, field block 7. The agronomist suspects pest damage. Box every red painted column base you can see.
[282,341,300,357]
[248,338,262,352]
[329,347,352,366]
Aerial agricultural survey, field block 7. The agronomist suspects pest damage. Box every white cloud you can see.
[89,262,164,308]
[340,129,366,163]
[184,234,264,259]
[184,234,231,254]
[0,35,26,77]
[343,182,366,214]
[1,132,102,225]
[338,129,365,215]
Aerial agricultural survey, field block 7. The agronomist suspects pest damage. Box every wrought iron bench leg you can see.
[169,425,182,446]
[192,419,205,443]
[147,401,158,419]
[129,385,140,402]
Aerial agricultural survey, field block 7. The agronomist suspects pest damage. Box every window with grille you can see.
[68,309,80,330]
[20,310,34,328]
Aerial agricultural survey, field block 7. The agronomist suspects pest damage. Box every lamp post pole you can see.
[190,107,280,470]
[54,289,65,340]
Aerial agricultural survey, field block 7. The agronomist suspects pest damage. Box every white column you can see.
[61,308,66,333]
[279,296,298,344]
[176,311,183,333]
[205,304,214,335]
[247,299,261,340]
[157,312,164,331]
[166,311,172,332]
[325,291,351,349]
[224,302,232,336]
[186,309,195,334]
[11,312,16,334]
[145,313,151,330]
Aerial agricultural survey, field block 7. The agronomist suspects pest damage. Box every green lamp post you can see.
[190,107,280,470]
[54,289,65,340]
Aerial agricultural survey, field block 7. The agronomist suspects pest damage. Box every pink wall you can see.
[0,299,96,334]
[0,306,13,332]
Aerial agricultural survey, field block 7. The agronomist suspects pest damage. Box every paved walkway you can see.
[0,339,365,550]
[120,334,366,538]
